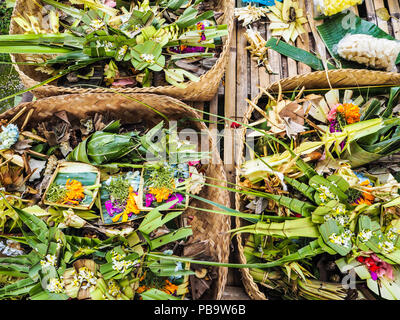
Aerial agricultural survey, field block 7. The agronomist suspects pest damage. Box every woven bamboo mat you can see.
[186,0,400,299]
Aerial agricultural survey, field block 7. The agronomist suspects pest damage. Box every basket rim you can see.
[9,0,234,100]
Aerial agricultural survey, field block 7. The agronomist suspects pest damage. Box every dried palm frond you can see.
[267,0,307,43]
[235,4,269,27]
[244,27,273,73]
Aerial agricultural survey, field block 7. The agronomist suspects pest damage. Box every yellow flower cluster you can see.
[63,179,85,205]
[112,187,140,223]
[321,0,363,16]
[149,186,173,202]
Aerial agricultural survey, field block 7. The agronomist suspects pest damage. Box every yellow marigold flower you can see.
[112,187,140,223]
[149,186,173,202]
[320,0,363,16]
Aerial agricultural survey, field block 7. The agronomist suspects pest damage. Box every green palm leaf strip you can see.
[266,37,337,71]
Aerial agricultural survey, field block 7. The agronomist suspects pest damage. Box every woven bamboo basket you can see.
[9,0,234,101]
[235,69,400,300]
[1,92,230,300]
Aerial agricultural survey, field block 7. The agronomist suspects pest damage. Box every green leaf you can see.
[138,200,181,234]
[319,220,352,256]
[149,227,193,250]
[266,37,337,71]
[12,206,49,244]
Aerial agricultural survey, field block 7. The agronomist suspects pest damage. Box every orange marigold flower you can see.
[137,285,148,294]
[337,103,361,124]
[352,180,375,206]
[62,179,85,205]
[162,280,178,295]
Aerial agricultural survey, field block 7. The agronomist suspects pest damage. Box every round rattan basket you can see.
[9,0,234,101]
[234,69,400,300]
[1,92,231,300]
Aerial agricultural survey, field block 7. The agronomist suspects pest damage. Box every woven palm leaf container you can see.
[9,0,234,101]
[235,69,400,300]
[1,93,230,300]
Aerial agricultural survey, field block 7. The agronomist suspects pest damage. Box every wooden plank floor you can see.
[190,0,400,299]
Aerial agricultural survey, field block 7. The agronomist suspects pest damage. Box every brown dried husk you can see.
[9,0,234,101]
[1,93,230,300]
[235,69,400,300]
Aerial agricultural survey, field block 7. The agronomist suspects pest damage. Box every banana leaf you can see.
[12,206,49,244]
[317,12,400,69]
[342,140,398,168]
[67,131,139,165]
[382,87,400,118]
[265,37,337,71]
[231,216,320,238]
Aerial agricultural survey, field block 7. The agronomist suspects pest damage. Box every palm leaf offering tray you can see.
[43,162,101,210]
[0,102,228,301]
[4,0,229,91]
[236,84,400,300]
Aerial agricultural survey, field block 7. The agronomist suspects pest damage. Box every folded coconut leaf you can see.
[326,175,350,193]
[42,0,84,19]
[30,286,69,300]
[11,206,49,244]
[149,227,193,250]
[0,277,37,299]
[140,288,181,300]
[138,199,180,234]
[342,141,384,168]
[312,200,339,224]
[317,12,400,69]
[319,220,353,256]
[265,37,337,71]
[382,87,400,118]
[309,175,348,203]
[231,217,319,238]
[283,176,316,202]
[176,7,214,29]
[360,99,382,121]
[147,258,195,277]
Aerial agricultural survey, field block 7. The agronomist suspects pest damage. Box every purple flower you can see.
[105,200,115,217]
[329,119,346,150]
[169,46,205,54]
[105,200,123,216]
[145,193,156,207]
[166,193,184,209]
[370,271,378,281]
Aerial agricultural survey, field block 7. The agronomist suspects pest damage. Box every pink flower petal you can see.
[104,0,116,7]
[112,79,135,87]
